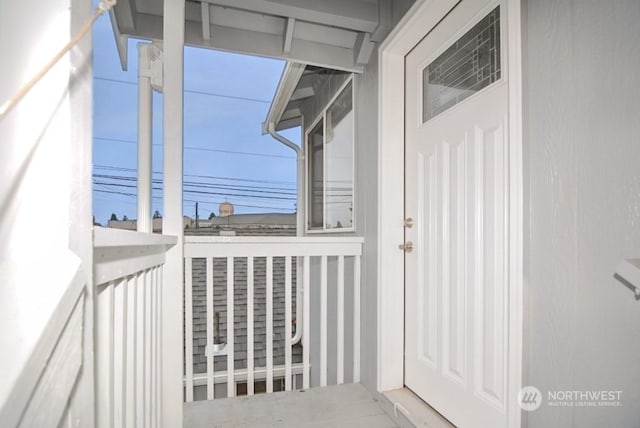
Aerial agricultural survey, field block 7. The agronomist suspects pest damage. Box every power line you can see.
[94,181,296,201]
[93,189,293,212]
[184,199,293,212]
[93,164,296,185]
[94,173,296,194]
[94,76,271,104]
[93,136,296,160]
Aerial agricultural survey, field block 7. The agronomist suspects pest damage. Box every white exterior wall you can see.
[298,47,383,393]
[300,1,414,395]
[0,0,94,426]
[523,0,640,426]
[353,47,381,393]
[300,56,381,391]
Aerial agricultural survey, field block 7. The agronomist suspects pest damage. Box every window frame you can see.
[304,75,355,234]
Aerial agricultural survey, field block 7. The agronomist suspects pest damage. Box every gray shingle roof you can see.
[186,225,302,376]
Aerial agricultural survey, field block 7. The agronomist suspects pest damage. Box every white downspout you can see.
[267,122,304,345]
[137,43,153,233]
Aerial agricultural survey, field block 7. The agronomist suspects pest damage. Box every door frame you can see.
[376,0,523,426]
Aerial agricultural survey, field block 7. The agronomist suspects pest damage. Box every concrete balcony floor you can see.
[184,383,398,428]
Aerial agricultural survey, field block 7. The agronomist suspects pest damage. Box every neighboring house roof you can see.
[186,219,301,377]
[189,256,302,376]
[203,213,296,226]
[107,216,193,233]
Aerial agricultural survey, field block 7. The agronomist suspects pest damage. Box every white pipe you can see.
[137,43,153,233]
[266,122,304,345]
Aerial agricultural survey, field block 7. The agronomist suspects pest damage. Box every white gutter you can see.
[264,62,307,345]
[263,61,306,236]
[266,122,304,236]
[266,122,304,346]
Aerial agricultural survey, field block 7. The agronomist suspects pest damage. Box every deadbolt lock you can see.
[404,217,413,228]
[399,241,414,252]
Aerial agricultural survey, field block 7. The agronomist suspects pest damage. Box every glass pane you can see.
[308,119,324,229]
[423,6,501,122]
[325,82,353,230]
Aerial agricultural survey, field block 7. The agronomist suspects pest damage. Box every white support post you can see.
[137,43,153,233]
[162,0,185,424]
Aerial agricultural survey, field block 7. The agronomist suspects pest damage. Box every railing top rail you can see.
[184,236,364,258]
[184,236,364,245]
[93,227,177,285]
[94,227,177,249]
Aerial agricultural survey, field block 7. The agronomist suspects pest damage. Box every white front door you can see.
[404,1,510,427]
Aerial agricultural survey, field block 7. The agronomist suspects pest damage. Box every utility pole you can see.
[195,201,199,229]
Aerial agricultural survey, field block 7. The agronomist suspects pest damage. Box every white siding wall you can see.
[523,0,640,426]
[355,0,415,393]
[0,0,94,425]
[353,47,381,394]
[309,2,414,394]
[297,49,381,393]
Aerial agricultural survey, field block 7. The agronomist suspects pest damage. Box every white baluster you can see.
[320,255,327,387]
[247,257,255,396]
[337,255,345,385]
[206,258,215,399]
[303,256,310,389]
[353,256,361,383]
[226,257,235,398]
[126,275,137,427]
[113,278,127,426]
[266,256,274,393]
[285,256,292,391]
[96,282,114,428]
[185,259,194,402]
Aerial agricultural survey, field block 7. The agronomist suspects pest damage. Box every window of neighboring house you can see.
[306,78,354,232]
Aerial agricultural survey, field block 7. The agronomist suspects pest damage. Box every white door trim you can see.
[376,0,523,426]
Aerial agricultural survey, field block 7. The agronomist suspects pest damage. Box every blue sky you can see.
[92,11,299,225]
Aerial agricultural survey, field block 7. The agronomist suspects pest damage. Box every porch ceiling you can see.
[110,0,393,73]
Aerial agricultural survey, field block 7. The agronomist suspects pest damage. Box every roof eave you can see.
[262,62,306,134]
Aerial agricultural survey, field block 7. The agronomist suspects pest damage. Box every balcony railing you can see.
[183,236,364,402]
[93,228,176,427]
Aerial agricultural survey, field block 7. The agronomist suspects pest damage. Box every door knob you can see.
[404,217,413,228]
[399,241,414,252]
